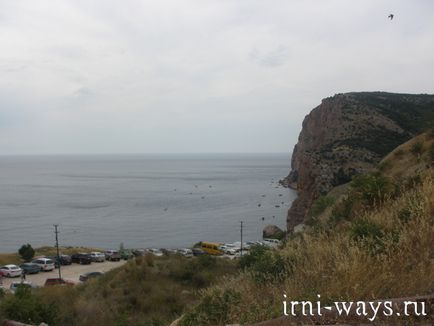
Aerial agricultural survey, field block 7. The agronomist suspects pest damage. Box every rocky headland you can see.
[283,91,434,230]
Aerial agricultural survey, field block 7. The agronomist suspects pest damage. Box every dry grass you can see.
[0,253,237,326]
[0,253,21,266]
[180,136,434,326]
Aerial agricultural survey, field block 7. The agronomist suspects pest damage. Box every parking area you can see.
[0,260,127,289]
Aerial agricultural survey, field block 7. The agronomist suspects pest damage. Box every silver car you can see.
[89,252,105,262]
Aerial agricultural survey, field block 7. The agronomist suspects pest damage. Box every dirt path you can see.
[1,260,127,289]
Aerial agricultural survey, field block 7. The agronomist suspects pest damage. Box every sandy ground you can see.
[0,260,127,290]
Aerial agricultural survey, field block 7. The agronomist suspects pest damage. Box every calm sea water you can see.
[0,153,295,252]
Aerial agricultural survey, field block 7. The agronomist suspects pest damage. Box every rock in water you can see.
[263,224,284,239]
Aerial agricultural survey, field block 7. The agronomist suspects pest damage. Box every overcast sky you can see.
[0,0,433,154]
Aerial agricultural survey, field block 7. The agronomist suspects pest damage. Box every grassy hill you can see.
[179,131,434,325]
[0,254,237,326]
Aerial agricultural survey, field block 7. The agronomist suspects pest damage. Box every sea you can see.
[0,153,296,252]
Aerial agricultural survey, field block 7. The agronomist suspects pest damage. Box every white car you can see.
[177,248,193,257]
[0,265,22,277]
[147,248,163,257]
[89,252,106,262]
[262,238,281,247]
[225,248,238,255]
[32,258,55,271]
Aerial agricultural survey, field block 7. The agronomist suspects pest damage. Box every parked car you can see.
[147,248,163,257]
[44,278,75,286]
[79,271,104,282]
[192,248,205,256]
[19,263,41,274]
[262,238,280,247]
[31,258,55,271]
[0,265,22,277]
[246,241,264,247]
[177,248,193,257]
[104,250,121,261]
[89,252,106,262]
[71,253,92,265]
[120,250,134,260]
[132,249,146,257]
[56,254,72,266]
[9,281,36,293]
[224,248,238,255]
[46,254,72,268]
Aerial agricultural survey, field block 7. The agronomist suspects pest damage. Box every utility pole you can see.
[240,221,243,256]
[54,224,61,279]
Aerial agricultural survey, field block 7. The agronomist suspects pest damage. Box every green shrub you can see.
[239,245,270,270]
[329,196,355,223]
[405,173,423,189]
[310,195,335,217]
[351,219,384,241]
[18,244,35,262]
[196,254,217,269]
[167,255,223,288]
[239,246,289,283]
[397,194,425,223]
[410,141,423,156]
[350,173,395,206]
[0,286,58,325]
[398,207,412,222]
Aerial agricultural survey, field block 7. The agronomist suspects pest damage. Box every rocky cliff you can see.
[284,91,434,230]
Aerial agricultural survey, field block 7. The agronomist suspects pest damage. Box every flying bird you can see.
[388,14,394,20]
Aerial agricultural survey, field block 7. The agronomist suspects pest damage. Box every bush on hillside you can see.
[350,173,395,206]
[179,288,241,326]
[167,255,222,288]
[239,246,289,283]
[351,219,384,241]
[0,286,58,325]
[410,141,423,156]
[310,195,335,217]
[329,196,355,224]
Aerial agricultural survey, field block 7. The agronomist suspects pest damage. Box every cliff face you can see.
[284,92,434,230]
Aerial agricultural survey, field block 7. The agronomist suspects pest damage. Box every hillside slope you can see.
[283,92,434,230]
[180,132,434,325]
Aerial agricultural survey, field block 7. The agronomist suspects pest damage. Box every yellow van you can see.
[200,242,223,255]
